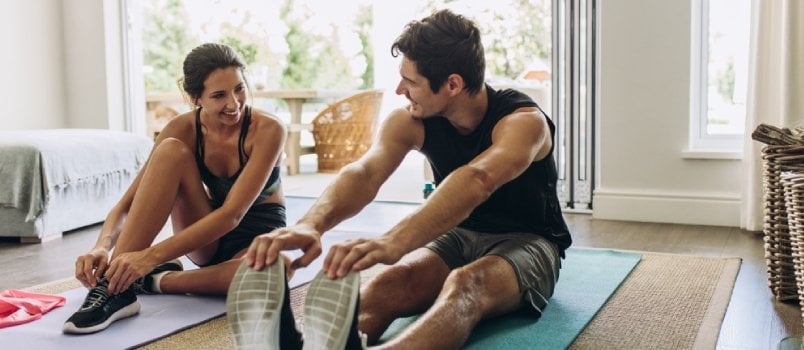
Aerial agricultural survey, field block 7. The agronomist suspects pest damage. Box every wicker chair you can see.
[311,89,384,173]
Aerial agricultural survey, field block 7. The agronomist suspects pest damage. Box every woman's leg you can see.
[159,257,243,295]
[158,248,295,295]
[111,138,213,259]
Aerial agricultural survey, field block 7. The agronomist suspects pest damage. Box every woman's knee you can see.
[151,137,195,165]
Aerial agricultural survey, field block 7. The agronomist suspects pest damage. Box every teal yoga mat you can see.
[379,248,642,349]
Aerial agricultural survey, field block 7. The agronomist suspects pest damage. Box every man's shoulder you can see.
[490,87,536,106]
[378,107,424,147]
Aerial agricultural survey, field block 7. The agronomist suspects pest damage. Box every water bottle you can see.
[423,182,434,199]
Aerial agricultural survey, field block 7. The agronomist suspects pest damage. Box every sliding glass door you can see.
[554,0,597,211]
[120,0,597,210]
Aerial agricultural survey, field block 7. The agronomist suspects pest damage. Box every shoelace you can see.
[130,277,148,294]
[79,284,110,311]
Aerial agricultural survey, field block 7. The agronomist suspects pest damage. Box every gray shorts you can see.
[425,227,561,316]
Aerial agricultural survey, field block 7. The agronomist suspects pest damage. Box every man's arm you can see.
[246,108,423,270]
[325,106,552,277]
[297,110,419,233]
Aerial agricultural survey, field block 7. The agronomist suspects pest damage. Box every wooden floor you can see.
[0,197,800,349]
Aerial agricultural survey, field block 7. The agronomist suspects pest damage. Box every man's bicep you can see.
[471,112,550,184]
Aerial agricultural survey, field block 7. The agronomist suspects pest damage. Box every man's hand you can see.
[75,247,110,289]
[245,224,323,271]
[323,236,405,278]
[105,250,158,295]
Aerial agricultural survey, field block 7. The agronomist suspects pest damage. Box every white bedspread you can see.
[0,129,152,222]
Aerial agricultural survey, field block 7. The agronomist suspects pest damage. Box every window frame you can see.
[688,0,744,155]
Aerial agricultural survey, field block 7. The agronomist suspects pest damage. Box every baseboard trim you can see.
[592,188,740,227]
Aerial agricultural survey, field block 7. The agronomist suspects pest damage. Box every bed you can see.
[0,129,152,242]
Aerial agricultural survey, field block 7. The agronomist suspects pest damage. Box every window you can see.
[689,0,750,153]
[126,0,596,209]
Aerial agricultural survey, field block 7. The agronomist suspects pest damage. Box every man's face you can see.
[394,57,447,119]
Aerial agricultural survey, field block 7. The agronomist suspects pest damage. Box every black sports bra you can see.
[195,106,281,207]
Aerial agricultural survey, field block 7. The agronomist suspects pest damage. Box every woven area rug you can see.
[570,252,741,349]
[24,250,740,350]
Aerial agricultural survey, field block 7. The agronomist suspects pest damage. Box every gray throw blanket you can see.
[0,129,152,222]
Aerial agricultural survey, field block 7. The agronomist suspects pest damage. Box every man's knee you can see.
[364,264,414,296]
[363,262,444,314]
[441,269,485,313]
[441,264,519,317]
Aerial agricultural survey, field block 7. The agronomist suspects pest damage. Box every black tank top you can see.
[195,106,281,207]
[419,85,572,256]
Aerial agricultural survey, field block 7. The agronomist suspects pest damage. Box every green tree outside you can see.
[143,0,197,93]
[142,0,544,96]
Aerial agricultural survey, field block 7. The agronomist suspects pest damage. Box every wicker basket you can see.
[312,90,384,173]
[782,172,804,320]
[761,145,804,302]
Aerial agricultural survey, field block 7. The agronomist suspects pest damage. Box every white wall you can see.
[0,0,67,130]
[593,0,742,226]
[0,0,129,131]
[2,0,744,227]
[62,0,128,131]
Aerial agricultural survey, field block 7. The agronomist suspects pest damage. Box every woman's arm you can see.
[75,114,195,287]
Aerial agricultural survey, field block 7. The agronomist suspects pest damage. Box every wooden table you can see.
[146,90,354,175]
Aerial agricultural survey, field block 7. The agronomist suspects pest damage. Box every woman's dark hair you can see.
[391,9,485,95]
[180,43,247,101]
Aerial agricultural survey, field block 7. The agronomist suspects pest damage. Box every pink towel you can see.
[0,289,66,328]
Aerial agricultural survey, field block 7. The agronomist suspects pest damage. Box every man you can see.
[228,9,572,350]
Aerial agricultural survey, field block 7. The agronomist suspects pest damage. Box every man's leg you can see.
[373,255,521,350]
[359,248,451,344]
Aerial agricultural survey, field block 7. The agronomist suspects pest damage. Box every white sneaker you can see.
[227,259,302,350]
[302,270,363,350]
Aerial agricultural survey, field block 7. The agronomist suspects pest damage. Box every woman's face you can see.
[197,66,247,125]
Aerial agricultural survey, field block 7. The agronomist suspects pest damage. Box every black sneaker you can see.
[131,258,184,295]
[227,259,302,350]
[302,270,365,350]
[63,278,141,334]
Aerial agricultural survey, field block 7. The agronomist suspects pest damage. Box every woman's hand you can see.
[75,247,111,289]
[104,250,159,295]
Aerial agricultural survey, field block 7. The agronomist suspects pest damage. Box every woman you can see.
[63,43,290,334]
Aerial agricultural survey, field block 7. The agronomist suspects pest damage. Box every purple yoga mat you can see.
[0,287,226,349]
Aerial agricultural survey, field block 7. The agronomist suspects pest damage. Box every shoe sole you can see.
[302,270,360,350]
[227,260,285,350]
[62,300,141,334]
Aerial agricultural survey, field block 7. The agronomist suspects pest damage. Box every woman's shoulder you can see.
[158,110,196,139]
[249,107,286,131]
